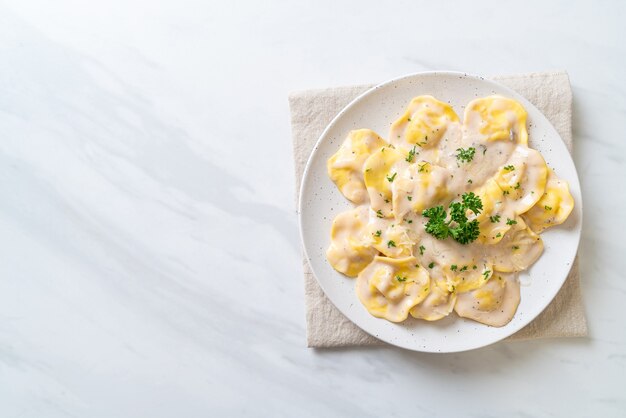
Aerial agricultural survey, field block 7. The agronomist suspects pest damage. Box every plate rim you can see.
[298,70,583,353]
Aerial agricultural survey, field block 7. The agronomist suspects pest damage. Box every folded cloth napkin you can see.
[289,71,587,348]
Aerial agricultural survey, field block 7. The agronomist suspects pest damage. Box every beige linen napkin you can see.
[290,71,587,348]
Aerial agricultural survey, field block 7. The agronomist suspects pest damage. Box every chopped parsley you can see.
[496,232,502,238]
[386,172,397,182]
[460,265,468,272]
[545,205,553,211]
[406,146,417,162]
[374,230,382,237]
[376,210,384,218]
[512,245,520,250]
[504,165,515,171]
[407,196,413,201]
[456,147,476,163]
[489,214,501,223]
[506,218,517,225]
[482,270,491,280]
[387,240,396,248]
[422,192,483,245]
[396,275,407,282]
[467,179,473,184]
[419,245,425,255]
[503,190,510,196]
[428,262,435,269]
[451,264,458,271]
[418,163,428,173]
[514,182,521,190]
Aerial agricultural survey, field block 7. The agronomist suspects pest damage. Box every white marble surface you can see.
[0,1,624,416]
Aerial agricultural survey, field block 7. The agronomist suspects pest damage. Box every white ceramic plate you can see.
[299,71,582,353]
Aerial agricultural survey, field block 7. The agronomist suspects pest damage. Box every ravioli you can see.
[464,95,528,145]
[327,129,387,204]
[389,95,460,152]
[410,281,456,321]
[443,262,494,293]
[474,146,547,243]
[363,146,407,217]
[366,215,414,258]
[474,178,516,244]
[356,256,430,322]
[488,217,544,273]
[326,206,377,277]
[523,168,574,233]
[492,146,548,215]
[325,95,574,327]
[454,272,520,327]
[392,161,451,218]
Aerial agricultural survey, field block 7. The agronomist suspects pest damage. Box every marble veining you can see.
[0,1,624,417]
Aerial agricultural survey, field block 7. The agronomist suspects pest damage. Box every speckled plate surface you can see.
[298,71,582,353]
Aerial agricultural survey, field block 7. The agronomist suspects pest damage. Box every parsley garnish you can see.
[419,245,425,255]
[460,265,468,272]
[545,205,553,211]
[386,172,397,182]
[496,232,502,238]
[514,182,521,190]
[406,146,417,162]
[396,275,407,282]
[374,230,381,237]
[418,163,428,173]
[428,262,435,269]
[504,165,515,171]
[407,196,413,201]
[506,218,517,225]
[489,214,501,223]
[421,192,483,245]
[512,245,520,250]
[467,179,473,184]
[387,240,396,248]
[451,264,457,271]
[376,210,383,218]
[462,192,483,214]
[503,190,510,196]
[482,270,491,280]
[456,147,476,163]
